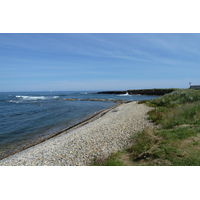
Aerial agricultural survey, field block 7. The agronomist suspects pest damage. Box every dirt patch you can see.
[119,153,134,166]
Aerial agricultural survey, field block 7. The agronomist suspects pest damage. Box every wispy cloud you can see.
[1,33,200,91]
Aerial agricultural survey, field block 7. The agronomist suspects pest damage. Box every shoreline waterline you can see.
[0,103,120,161]
[0,101,155,166]
[0,91,158,159]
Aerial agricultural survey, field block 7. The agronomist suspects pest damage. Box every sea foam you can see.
[117,92,131,96]
[16,95,59,100]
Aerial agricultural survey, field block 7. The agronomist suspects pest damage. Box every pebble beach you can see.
[0,102,155,166]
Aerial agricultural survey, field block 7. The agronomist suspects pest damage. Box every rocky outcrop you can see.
[94,91,126,94]
[61,98,131,104]
[62,98,78,101]
[81,99,131,104]
[127,89,175,95]
[96,89,175,96]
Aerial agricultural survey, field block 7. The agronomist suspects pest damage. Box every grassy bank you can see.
[93,89,200,166]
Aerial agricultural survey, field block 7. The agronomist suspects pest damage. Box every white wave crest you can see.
[16,95,59,100]
[8,100,20,103]
[16,96,46,100]
[117,92,131,96]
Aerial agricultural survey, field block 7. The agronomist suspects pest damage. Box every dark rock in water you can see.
[81,98,107,102]
[96,89,175,96]
[94,91,126,95]
[60,98,131,104]
[81,99,131,104]
[62,98,78,101]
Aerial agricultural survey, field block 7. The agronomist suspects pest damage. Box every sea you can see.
[0,91,158,160]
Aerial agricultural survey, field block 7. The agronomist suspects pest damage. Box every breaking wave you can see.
[16,95,59,101]
[8,100,21,104]
[117,92,131,96]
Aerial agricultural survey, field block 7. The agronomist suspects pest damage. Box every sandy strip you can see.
[0,102,154,166]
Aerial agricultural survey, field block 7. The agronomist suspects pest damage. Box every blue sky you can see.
[1,33,200,92]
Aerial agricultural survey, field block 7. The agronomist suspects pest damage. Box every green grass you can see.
[146,89,200,107]
[125,126,200,166]
[92,89,200,166]
[148,102,200,128]
[146,89,200,129]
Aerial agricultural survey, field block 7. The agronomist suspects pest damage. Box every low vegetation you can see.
[93,89,200,166]
[93,153,126,166]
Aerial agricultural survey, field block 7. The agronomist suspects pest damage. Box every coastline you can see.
[0,102,155,166]
[0,103,119,160]
[96,88,176,96]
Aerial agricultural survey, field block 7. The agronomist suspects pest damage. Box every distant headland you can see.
[95,88,176,96]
